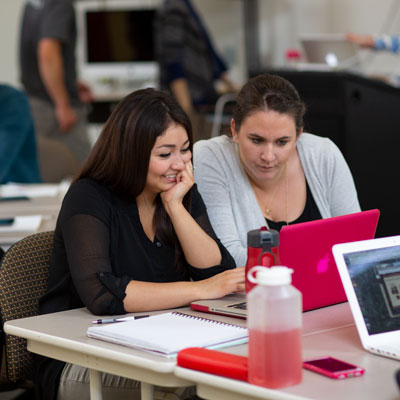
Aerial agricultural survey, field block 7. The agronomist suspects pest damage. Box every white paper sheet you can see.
[0,215,42,233]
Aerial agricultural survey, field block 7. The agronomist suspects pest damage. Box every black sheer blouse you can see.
[40,178,236,317]
[36,178,236,400]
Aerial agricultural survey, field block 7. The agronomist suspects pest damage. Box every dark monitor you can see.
[76,0,160,97]
[85,9,155,63]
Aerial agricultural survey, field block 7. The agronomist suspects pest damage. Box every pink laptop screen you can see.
[279,209,380,311]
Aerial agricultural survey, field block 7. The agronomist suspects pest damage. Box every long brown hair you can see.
[77,88,193,268]
[232,74,306,135]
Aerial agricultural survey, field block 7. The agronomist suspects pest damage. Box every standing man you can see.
[20,0,92,165]
[154,0,238,141]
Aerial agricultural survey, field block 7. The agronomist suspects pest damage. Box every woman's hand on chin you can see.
[161,161,194,212]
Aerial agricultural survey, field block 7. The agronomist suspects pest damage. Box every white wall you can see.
[330,0,400,74]
[193,0,246,85]
[258,0,331,67]
[259,0,400,75]
[0,0,25,87]
[3,0,400,88]
[0,0,246,89]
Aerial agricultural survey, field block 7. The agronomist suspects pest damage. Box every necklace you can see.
[285,162,289,226]
[264,164,285,216]
[262,163,289,228]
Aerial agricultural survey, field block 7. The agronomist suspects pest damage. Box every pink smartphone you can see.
[303,357,365,379]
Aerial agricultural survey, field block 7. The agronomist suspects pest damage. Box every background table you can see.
[0,196,62,219]
[0,183,65,248]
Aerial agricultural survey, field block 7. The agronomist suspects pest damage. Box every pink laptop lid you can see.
[279,209,380,312]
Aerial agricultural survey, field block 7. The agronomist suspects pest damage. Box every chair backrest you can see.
[0,231,54,383]
[36,136,80,183]
[210,93,237,138]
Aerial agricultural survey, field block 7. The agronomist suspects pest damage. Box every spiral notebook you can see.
[87,312,248,356]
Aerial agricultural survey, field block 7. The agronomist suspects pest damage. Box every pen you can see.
[92,315,150,324]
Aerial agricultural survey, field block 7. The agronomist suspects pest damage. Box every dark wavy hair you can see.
[232,73,306,135]
[76,88,193,269]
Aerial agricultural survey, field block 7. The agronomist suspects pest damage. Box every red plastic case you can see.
[177,347,248,381]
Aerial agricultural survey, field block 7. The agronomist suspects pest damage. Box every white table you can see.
[0,182,67,217]
[0,214,57,244]
[0,196,62,219]
[5,301,354,400]
[0,198,60,248]
[0,184,65,247]
[174,303,400,400]
[4,307,204,400]
[7,303,399,400]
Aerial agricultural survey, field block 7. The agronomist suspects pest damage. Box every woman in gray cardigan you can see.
[194,74,361,267]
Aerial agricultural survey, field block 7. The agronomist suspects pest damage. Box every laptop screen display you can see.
[343,245,400,335]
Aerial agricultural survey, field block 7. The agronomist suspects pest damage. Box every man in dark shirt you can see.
[19,0,92,164]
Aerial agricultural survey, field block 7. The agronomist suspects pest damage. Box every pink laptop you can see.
[191,209,380,317]
[279,209,380,311]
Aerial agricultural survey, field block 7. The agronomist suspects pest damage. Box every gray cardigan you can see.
[194,133,361,267]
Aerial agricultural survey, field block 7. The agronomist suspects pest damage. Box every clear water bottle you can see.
[247,266,302,388]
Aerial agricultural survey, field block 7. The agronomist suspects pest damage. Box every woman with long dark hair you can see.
[37,88,242,400]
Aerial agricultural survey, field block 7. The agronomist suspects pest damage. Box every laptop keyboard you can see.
[227,301,247,310]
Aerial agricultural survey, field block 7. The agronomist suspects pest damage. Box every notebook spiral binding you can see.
[172,312,246,329]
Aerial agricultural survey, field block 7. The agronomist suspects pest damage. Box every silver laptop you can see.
[299,33,360,71]
[191,293,246,319]
[333,235,400,360]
